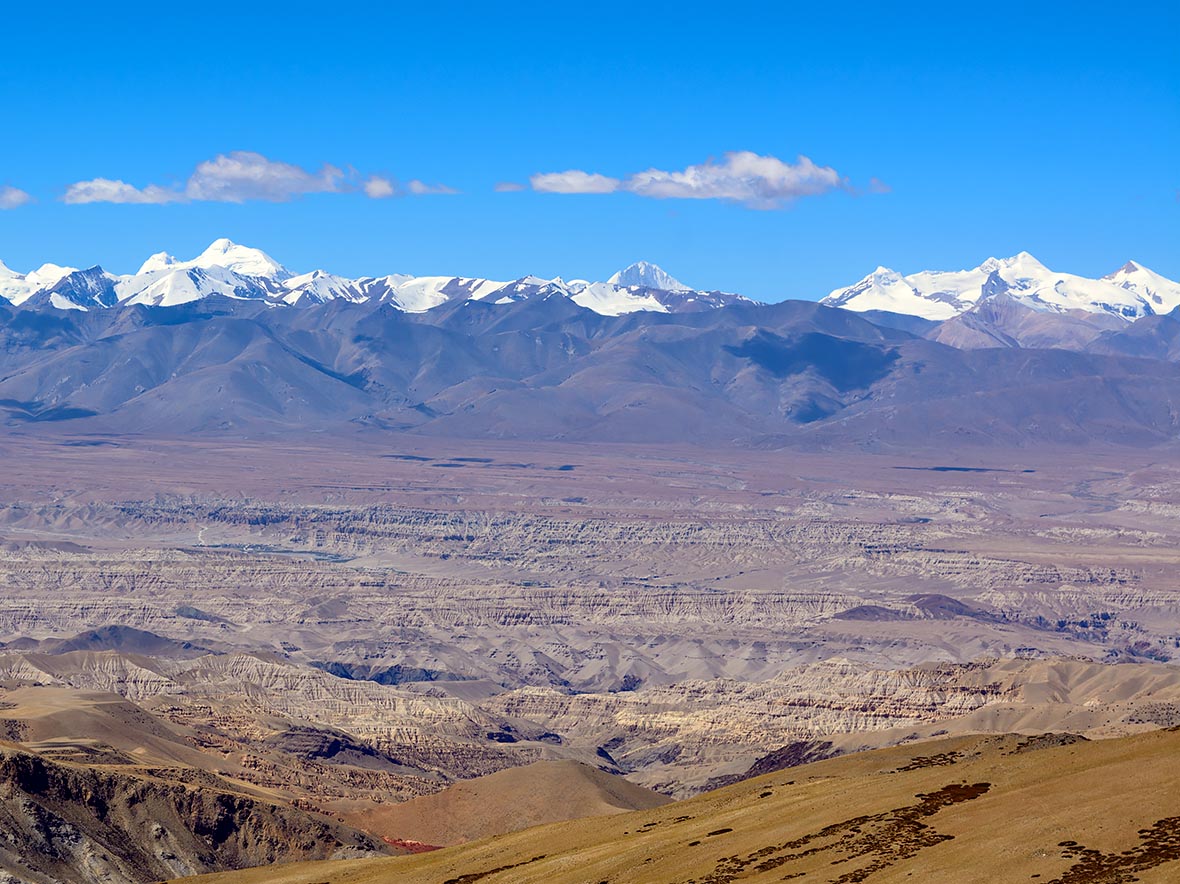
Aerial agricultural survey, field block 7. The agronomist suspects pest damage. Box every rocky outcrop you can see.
[0,746,384,884]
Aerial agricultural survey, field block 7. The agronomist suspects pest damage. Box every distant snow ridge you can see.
[6,242,1171,322]
[822,252,1180,322]
[0,240,746,316]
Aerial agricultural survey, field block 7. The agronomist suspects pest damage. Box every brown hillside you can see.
[174,727,1180,884]
[345,759,670,847]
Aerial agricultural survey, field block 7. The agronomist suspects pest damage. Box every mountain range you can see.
[3,241,1180,447]
[0,240,747,316]
[2,241,1176,327]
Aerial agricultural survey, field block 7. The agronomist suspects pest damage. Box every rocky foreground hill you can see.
[0,739,386,883]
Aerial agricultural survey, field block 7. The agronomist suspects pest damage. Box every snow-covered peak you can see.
[823,253,1176,322]
[116,264,272,307]
[281,270,368,306]
[608,261,690,292]
[0,261,33,304]
[1109,260,1143,276]
[0,262,84,304]
[823,265,959,320]
[138,251,178,275]
[191,238,290,280]
[27,263,79,288]
[869,266,903,282]
[1103,260,1180,313]
[113,240,293,306]
[998,252,1050,279]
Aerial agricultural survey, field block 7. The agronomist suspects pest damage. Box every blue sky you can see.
[0,1,1176,300]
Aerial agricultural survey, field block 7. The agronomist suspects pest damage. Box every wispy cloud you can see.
[0,186,33,210]
[531,170,622,195]
[406,179,458,195]
[184,152,345,202]
[64,152,345,204]
[364,175,458,198]
[63,152,454,205]
[63,178,186,205]
[528,152,855,209]
[494,181,526,192]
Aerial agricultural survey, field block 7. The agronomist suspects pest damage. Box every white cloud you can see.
[184,152,344,202]
[494,181,526,192]
[0,184,32,208]
[0,186,32,209]
[406,179,458,195]
[529,152,853,208]
[364,176,397,199]
[64,152,351,205]
[530,170,622,194]
[363,175,457,198]
[627,153,845,208]
[63,178,185,205]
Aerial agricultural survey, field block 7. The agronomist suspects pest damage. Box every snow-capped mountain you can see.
[137,238,293,280]
[822,253,1180,322]
[0,240,748,316]
[608,261,691,292]
[0,259,81,306]
[1103,261,1180,313]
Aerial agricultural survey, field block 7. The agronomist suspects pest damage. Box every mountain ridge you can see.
[822,252,1180,321]
[4,242,1175,327]
[0,241,745,317]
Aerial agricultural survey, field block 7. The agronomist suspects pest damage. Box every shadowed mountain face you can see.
[924,293,1124,350]
[1087,311,1180,361]
[2,296,1180,447]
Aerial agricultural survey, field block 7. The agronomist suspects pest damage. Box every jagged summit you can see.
[607,261,691,292]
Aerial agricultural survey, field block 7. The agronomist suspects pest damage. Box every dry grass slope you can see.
[174,728,1180,884]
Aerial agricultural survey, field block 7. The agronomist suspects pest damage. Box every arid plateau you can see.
[0,431,1178,881]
